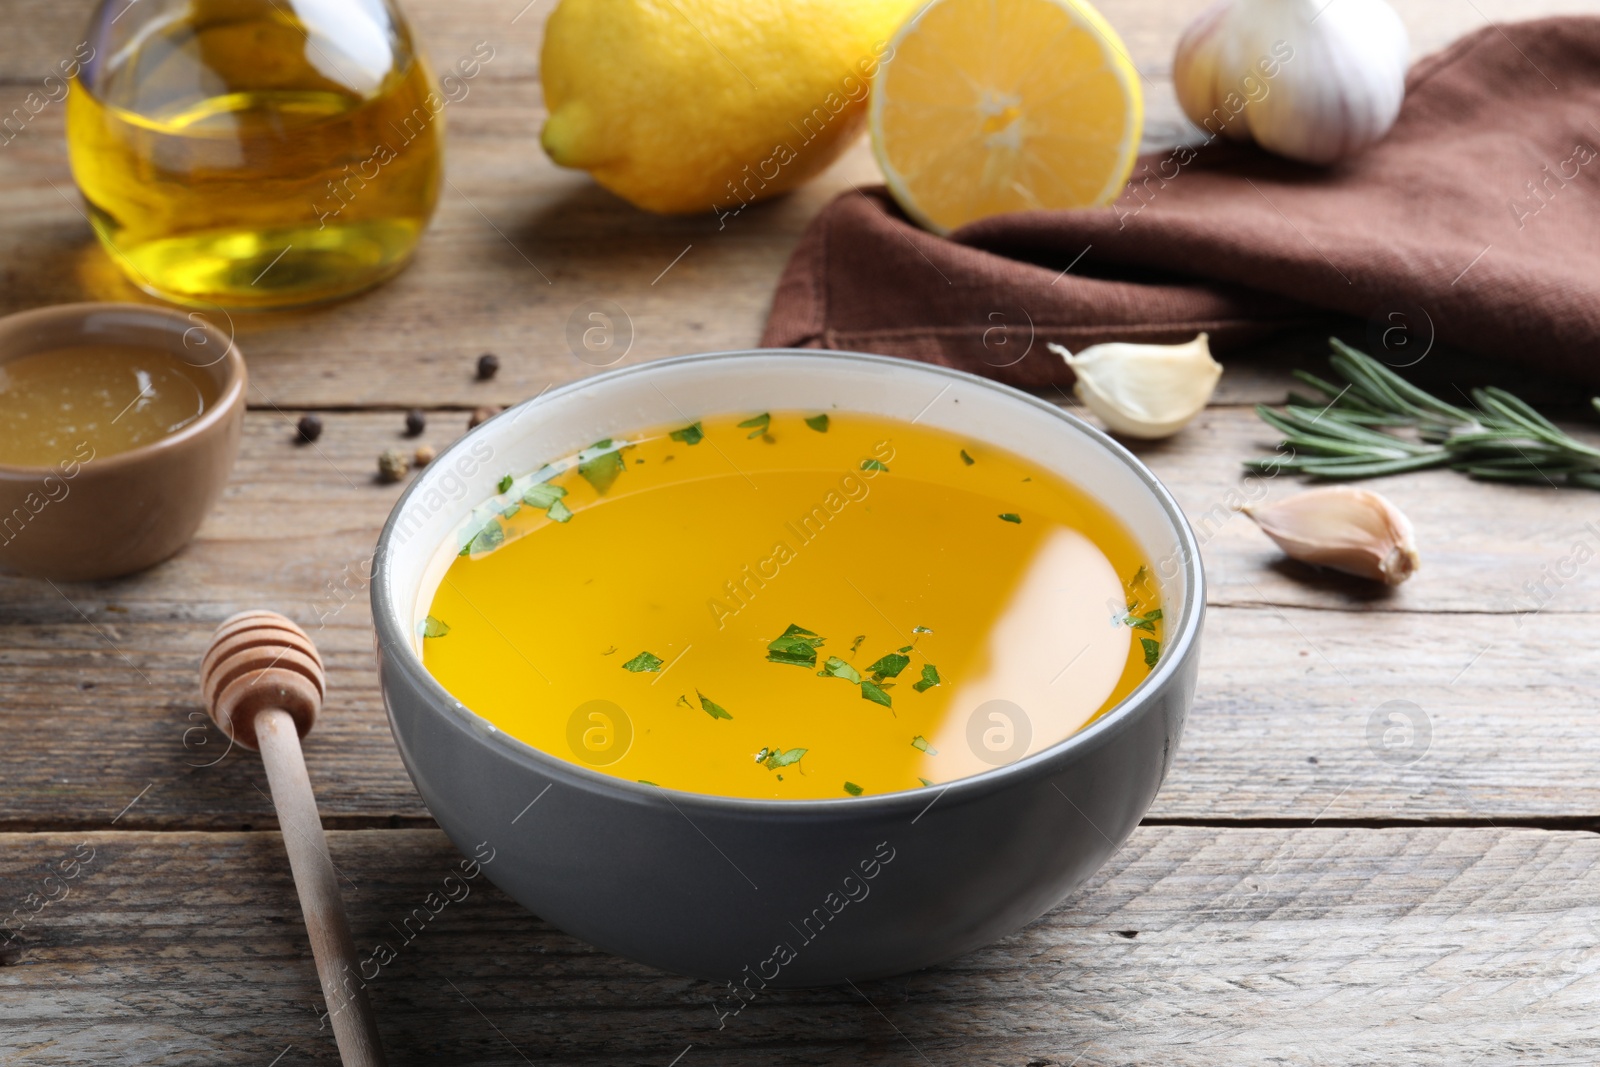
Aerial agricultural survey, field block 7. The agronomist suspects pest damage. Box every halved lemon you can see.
[869,0,1143,234]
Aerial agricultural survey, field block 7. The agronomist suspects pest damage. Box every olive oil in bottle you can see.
[66,0,443,309]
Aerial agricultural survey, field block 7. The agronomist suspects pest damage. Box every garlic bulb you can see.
[1047,334,1221,440]
[1243,486,1419,585]
[1173,0,1409,165]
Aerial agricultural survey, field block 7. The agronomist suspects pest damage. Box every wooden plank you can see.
[1,410,1597,830]
[2,826,1597,1064]
[1,1,1595,408]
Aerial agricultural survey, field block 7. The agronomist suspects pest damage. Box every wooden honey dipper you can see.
[201,611,387,1067]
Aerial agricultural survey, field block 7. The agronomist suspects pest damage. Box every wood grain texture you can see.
[1,411,1597,831]
[2,826,1597,1065]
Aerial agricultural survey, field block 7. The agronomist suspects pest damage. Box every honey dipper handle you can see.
[256,708,387,1067]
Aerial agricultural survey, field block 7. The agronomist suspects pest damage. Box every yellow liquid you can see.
[66,0,441,308]
[0,345,219,466]
[423,413,1163,799]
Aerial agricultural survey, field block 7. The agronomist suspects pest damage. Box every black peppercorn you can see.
[296,414,323,444]
[476,352,500,380]
[405,409,426,436]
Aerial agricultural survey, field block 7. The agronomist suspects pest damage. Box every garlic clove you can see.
[1243,486,1419,585]
[1047,334,1221,440]
[1173,0,1409,166]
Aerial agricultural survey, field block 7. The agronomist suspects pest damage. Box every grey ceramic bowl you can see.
[372,350,1203,987]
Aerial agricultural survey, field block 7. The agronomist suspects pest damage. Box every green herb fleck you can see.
[911,735,938,755]
[738,413,771,438]
[546,498,574,523]
[698,690,733,720]
[762,747,807,770]
[859,679,893,708]
[578,439,626,495]
[960,449,975,465]
[522,483,567,509]
[849,634,866,654]
[1124,608,1163,632]
[499,502,521,519]
[912,664,941,693]
[497,474,514,494]
[843,781,864,797]
[638,780,658,787]
[1141,637,1161,669]
[999,513,1022,524]
[676,694,693,709]
[670,422,704,445]
[622,651,664,673]
[767,623,824,667]
[912,625,933,634]
[861,458,889,472]
[421,615,450,638]
[460,519,506,556]
[866,652,910,681]
[817,657,862,684]
[918,777,935,788]
[805,414,830,433]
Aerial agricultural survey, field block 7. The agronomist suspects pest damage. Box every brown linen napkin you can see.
[762,17,1600,387]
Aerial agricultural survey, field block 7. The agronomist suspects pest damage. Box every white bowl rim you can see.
[372,348,1204,815]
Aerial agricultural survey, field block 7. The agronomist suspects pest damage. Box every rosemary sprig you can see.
[1248,339,1600,489]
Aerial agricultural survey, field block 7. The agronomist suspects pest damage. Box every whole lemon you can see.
[540,0,918,215]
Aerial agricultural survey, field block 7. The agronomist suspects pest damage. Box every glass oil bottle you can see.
[67,0,442,309]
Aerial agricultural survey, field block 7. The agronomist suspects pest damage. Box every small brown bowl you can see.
[0,303,246,581]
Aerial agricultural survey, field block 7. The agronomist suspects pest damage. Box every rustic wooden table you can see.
[4,0,1599,1062]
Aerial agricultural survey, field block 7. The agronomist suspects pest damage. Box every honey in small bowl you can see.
[0,343,220,467]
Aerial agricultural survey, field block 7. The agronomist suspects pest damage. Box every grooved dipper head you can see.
[199,611,325,750]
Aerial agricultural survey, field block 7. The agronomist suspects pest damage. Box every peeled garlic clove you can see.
[1173,0,1409,165]
[1047,334,1221,440]
[1243,486,1419,585]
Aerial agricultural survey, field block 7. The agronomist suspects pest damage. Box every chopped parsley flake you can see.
[522,483,567,509]
[918,777,935,788]
[762,747,807,770]
[960,449,975,466]
[497,474,514,494]
[999,513,1022,524]
[866,652,910,681]
[1141,637,1161,669]
[546,498,573,523]
[805,414,830,432]
[622,651,664,673]
[817,657,862,684]
[860,458,889,472]
[578,439,626,495]
[912,626,933,634]
[859,679,893,708]
[499,502,521,519]
[1124,608,1163,632]
[843,782,864,796]
[460,519,505,556]
[669,422,704,445]
[676,694,693,709]
[638,780,658,787]
[698,690,733,720]
[911,735,938,755]
[738,413,771,438]
[849,634,866,654]
[421,615,450,638]
[912,664,941,692]
[767,623,824,667]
